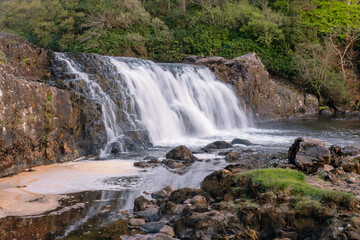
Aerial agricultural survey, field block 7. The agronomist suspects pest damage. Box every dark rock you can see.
[320,108,334,115]
[201,169,236,202]
[203,141,233,151]
[231,138,253,145]
[342,146,360,156]
[151,186,174,199]
[134,162,150,168]
[329,145,345,167]
[224,163,248,174]
[288,137,331,173]
[165,146,197,162]
[137,208,160,222]
[169,188,204,204]
[134,196,156,212]
[141,222,166,233]
[225,152,242,162]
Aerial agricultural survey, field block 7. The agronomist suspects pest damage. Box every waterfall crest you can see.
[54,53,251,156]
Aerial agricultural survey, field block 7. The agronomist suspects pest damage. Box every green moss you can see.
[237,168,356,207]
[352,158,360,164]
[21,57,31,64]
[0,52,7,64]
[319,106,330,110]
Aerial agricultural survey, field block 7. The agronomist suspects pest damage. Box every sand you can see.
[0,160,138,218]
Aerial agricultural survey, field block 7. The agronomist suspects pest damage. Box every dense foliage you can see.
[1,0,359,108]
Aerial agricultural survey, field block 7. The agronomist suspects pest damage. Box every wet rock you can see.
[134,161,150,168]
[159,225,175,237]
[225,152,242,162]
[191,196,207,206]
[320,108,334,115]
[129,218,146,228]
[141,221,166,233]
[203,141,233,151]
[288,137,331,173]
[224,163,248,174]
[118,209,132,219]
[169,188,204,204]
[134,196,156,212]
[109,142,123,154]
[144,156,159,161]
[151,186,174,200]
[165,146,197,162]
[137,208,160,222]
[231,138,253,145]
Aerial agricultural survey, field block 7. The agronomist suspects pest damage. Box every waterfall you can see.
[54,53,251,155]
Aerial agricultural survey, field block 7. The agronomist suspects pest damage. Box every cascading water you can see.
[54,53,251,156]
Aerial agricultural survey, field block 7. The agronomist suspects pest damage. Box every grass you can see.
[237,168,356,208]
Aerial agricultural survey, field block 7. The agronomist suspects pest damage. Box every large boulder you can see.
[288,137,331,173]
[165,145,197,162]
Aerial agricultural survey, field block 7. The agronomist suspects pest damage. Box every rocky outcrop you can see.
[0,33,85,176]
[288,137,331,173]
[183,53,319,120]
[126,165,360,240]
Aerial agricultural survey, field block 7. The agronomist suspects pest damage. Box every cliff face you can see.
[0,34,105,177]
[184,54,319,120]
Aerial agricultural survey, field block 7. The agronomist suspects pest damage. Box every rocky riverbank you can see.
[120,139,360,240]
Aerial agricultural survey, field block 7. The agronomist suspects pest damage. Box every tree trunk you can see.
[180,0,186,12]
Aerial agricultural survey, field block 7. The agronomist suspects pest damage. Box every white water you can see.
[55,53,251,155]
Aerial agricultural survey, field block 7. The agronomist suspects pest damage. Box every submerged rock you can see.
[203,141,233,152]
[231,138,253,145]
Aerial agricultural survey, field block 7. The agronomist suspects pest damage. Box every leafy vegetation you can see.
[0,0,359,107]
[237,168,357,208]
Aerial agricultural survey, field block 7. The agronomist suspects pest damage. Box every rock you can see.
[169,188,204,204]
[321,164,335,172]
[149,233,177,240]
[225,152,242,162]
[342,146,360,156]
[320,108,334,115]
[186,53,319,120]
[203,141,233,151]
[339,156,360,174]
[231,138,253,145]
[141,222,166,233]
[159,225,175,237]
[224,163,248,174]
[134,161,150,168]
[129,218,146,228]
[165,146,197,162]
[151,186,174,199]
[134,196,155,212]
[118,209,132,219]
[329,145,345,167]
[191,196,207,206]
[288,137,331,173]
[137,208,160,222]
[201,169,236,202]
